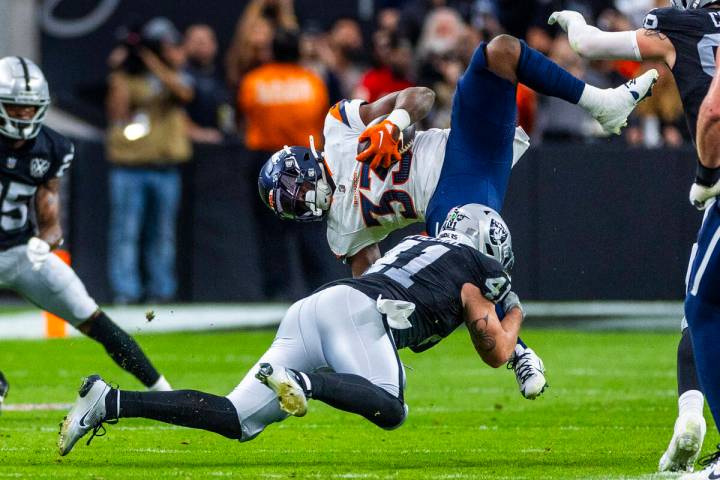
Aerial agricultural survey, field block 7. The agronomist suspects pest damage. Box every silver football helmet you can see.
[0,57,50,140]
[671,0,720,9]
[438,204,515,270]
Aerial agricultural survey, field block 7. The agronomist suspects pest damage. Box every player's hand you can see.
[502,291,525,319]
[26,237,51,271]
[690,182,720,210]
[356,119,401,170]
[548,10,586,31]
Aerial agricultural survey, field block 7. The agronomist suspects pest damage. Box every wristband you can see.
[386,109,412,131]
[696,161,720,187]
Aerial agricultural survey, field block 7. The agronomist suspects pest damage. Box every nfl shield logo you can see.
[30,158,51,178]
[6,157,17,169]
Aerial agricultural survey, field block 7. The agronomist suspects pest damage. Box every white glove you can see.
[548,10,586,31]
[26,237,51,271]
[690,182,720,210]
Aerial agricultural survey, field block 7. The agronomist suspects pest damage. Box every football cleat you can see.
[255,363,308,417]
[0,371,8,415]
[507,346,548,400]
[680,446,720,480]
[58,375,115,456]
[591,69,659,135]
[660,413,707,472]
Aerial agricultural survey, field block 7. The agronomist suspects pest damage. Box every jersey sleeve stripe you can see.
[338,100,351,127]
[329,100,352,128]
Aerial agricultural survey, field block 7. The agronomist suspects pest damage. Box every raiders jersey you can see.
[323,99,530,259]
[643,7,720,138]
[0,126,73,249]
[327,235,511,352]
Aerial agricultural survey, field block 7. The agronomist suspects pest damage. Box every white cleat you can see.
[659,413,707,473]
[255,363,307,417]
[58,375,113,456]
[592,69,659,135]
[508,346,548,400]
[680,448,720,480]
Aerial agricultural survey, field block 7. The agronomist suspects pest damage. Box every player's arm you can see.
[348,243,381,278]
[35,178,63,248]
[549,11,675,66]
[26,178,63,271]
[355,87,436,169]
[461,283,524,368]
[691,50,720,208]
[138,48,194,103]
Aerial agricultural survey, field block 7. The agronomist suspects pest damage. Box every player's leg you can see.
[659,321,706,472]
[108,167,145,303]
[259,286,407,430]
[143,168,181,302]
[59,298,321,454]
[0,370,8,413]
[11,249,169,390]
[684,202,720,476]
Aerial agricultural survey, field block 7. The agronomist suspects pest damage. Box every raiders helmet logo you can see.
[489,219,508,246]
[30,158,51,178]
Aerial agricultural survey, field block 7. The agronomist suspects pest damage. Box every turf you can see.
[0,328,717,479]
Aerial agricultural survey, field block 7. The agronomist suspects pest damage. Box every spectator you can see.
[299,24,343,104]
[225,0,298,86]
[105,17,193,304]
[325,18,367,98]
[238,28,330,299]
[416,7,467,88]
[184,24,233,144]
[354,31,415,102]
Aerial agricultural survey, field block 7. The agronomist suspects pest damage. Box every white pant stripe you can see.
[691,223,720,296]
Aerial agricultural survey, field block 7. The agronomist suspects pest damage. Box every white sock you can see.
[298,371,312,395]
[678,390,704,418]
[577,84,606,111]
[148,375,172,392]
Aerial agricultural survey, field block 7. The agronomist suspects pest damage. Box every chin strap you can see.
[308,135,335,213]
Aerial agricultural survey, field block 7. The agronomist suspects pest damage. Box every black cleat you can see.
[0,371,8,415]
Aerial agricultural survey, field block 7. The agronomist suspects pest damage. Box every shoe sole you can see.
[256,364,307,417]
[660,419,703,472]
[522,381,549,400]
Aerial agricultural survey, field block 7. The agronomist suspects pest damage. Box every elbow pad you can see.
[569,25,642,61]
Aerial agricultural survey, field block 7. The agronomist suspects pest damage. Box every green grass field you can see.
[1,327,717,479]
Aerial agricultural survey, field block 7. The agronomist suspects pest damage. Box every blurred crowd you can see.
[101,0,687,302]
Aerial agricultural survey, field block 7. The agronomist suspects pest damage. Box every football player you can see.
[0,56,171,415]
[59,204,525,455]
[258,34,658,400]
[549,3,720,472]
[680,49,720,480]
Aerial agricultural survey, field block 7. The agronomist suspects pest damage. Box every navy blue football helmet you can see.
[258,144,334,222]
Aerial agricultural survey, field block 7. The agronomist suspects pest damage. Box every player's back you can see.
[644,7,720,137]
[327,235,511,352]
[323,99,448,258]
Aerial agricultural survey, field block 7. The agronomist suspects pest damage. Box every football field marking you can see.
[3,402,71,412]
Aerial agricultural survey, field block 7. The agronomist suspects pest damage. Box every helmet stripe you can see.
[16,57,31,92]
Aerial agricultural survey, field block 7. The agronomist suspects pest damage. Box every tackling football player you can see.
[549,3,720,472]
[59,204,524,455]
[257,34,658,401]
[0,57,171,415]
[680,48,720,480]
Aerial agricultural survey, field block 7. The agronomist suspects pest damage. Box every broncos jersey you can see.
[327,235,511,352]
[323,99,530,258]
[644,7,720,138]
[0,126,73,249]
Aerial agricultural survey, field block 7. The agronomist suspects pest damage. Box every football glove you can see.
[690,182,720,210]
[548,10,585,31]
[502,291,525,319]
[356,119,401,170]
[26,237,51,271]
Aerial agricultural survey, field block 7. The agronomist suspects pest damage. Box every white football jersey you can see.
[323,99,530,259]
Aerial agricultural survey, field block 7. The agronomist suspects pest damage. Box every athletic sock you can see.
[677,327,702,397]
[148,375,172,392]
[84,312,161,388]
[517,40,585,105]
[107,389,242,439]
[679,390,705,419]
[304,371,405,429]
